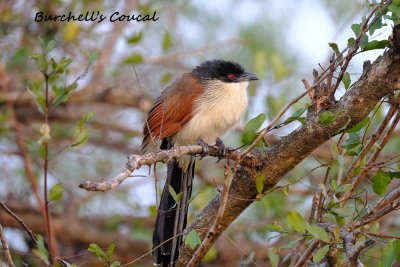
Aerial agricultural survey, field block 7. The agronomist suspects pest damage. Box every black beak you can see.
[239,72,258,82]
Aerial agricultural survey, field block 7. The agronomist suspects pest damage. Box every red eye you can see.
[228,74,235,80]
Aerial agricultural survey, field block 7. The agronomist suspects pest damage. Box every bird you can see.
[142,59,258,266]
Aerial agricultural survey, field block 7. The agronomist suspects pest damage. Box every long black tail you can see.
[152,159,194,266]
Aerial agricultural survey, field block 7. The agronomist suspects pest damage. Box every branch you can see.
[0,201,37,245]
[187,165,234,266]
[319,223,375,267]
[79,144,255,191]
[0,223,15,267]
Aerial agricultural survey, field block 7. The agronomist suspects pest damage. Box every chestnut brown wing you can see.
[142,73,203,151]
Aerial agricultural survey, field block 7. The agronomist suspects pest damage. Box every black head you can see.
[192,59,258,83]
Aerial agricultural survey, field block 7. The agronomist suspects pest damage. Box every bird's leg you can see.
[215,137,227,163]
[197,138,210,159]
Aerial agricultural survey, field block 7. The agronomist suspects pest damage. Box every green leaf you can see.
[185,230,201,249]
[389,172,400,178]
[347,117,370,133]
[265,222,283,232]
[33,234,49,265]
[331,179,338,192]
[287,210,307,234]
[124,53,143,64]
[49,183,63,201]
[7,47,28,70]
[88,243,106,260]
[380,240,396,267]
[347,37,355,47]
[362,40,389,51]
[371,171,391,196]
[369,16,383,35]
[359,35,369,50]
[280,237,302,249]
[71,131,88,147]
[242,113,266,145]
[107,242,116,261]
[306,225,330,243]
[168,185,182,203]
[330,139,339,161]
[161,73,173,84]
[71,112,94,148]
[394,239,400,261]
[321,213,338,224]
[331,207,354,218]
[255,175,264,194]
[319,111,335,126]
[329,42,340,55]
[342,133,360,150]
[89,50,100,63]
[342,72,351,90]
[351,23,361,36]
[285,105,309,124]
[267,247,280,267]
[283,185,289,196]
[313,245,329,263]
[45,40,56,53]
[110,261,121,267]
[52,86,72,108]
[336,184,353,194]
[162,32,172,51]
[127,32,143,44]
[389,4,400,19]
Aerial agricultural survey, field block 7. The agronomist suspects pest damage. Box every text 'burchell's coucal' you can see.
[141,59,258,266]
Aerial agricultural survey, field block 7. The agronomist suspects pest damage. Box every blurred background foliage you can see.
[0,0,398,266]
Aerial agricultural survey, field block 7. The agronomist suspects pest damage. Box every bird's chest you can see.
[175,82,248,145]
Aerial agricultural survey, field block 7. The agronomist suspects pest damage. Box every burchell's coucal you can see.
[142,59,258,266]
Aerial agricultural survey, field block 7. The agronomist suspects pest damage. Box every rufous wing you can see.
[142,73,203,151]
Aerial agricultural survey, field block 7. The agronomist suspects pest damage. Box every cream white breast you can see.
[174,80,249,146]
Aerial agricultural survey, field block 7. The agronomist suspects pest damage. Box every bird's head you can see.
[192,59,258,83]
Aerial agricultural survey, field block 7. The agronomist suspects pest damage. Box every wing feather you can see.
[142,74,202,151]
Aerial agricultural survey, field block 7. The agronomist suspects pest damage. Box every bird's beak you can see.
[240,72,259,82]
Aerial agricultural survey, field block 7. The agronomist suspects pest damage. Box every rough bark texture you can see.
[178,50,400,266]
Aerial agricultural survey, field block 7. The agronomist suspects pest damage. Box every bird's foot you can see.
[215,137,227,163]
[197,138,210,159]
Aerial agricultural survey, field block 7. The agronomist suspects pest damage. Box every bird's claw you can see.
[197,138,209,159]
[215,137,226,163]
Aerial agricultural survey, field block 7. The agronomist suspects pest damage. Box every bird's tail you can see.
[152,160,194,267]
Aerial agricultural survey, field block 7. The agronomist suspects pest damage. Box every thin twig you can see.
[293,239,320,267]
[341,107,400,205]
[43,72,55,264]
[0,223,15,267]
[221,234,262,267]
[0,201,37,244]
[342,103,397,184]
[366,232,400,239]
[187,164,236,266]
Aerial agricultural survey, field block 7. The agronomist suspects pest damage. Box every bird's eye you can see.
[228,74,235,80]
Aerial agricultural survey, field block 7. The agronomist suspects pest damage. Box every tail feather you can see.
[152,159,194,266]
